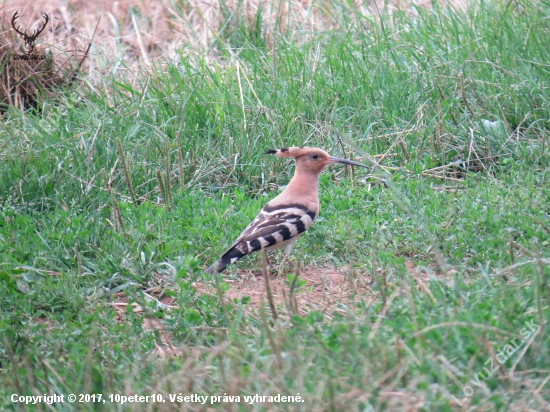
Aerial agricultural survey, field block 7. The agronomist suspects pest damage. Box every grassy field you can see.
[1,0,549,410]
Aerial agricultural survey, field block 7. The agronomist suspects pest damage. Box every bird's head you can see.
[264,146,369,174]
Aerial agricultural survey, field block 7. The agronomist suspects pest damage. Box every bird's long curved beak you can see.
[327,156,370,168]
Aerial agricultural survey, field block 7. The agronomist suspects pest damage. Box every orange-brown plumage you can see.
[206,147,369,274]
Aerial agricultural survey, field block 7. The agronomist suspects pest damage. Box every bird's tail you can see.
[205,259,228,274]
[205,245,245,274]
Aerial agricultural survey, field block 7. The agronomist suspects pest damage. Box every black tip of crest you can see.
[264,149,277,154]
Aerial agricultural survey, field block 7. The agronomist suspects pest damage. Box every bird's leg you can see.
[277,242,296,276]
[277,255,288,276]
[261,249,271,267]
[277,253,296,276]
[277,255,296,276]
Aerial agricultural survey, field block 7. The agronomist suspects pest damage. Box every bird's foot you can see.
[276,256,296,277]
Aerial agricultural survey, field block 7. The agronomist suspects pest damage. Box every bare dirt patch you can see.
[106,259,459,358]
[109,259,455,323]
[194,264,375,314]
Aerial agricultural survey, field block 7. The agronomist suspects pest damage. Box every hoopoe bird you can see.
[206,147,370,274]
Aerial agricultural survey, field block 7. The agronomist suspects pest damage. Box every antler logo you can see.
[12,11,49,55]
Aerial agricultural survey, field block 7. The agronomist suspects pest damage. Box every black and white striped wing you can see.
[210,203,316,272]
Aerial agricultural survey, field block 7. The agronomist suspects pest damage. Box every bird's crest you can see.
[264,147,329,159]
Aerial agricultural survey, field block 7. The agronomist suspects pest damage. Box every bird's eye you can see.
[312,154,319,159]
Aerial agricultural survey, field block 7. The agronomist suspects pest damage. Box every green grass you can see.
[1,0,549,410]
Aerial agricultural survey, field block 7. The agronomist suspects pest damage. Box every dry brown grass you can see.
[0,5,90,110]
[1,0,470,114]
[1,0,467,109]
[2,0,467,65]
